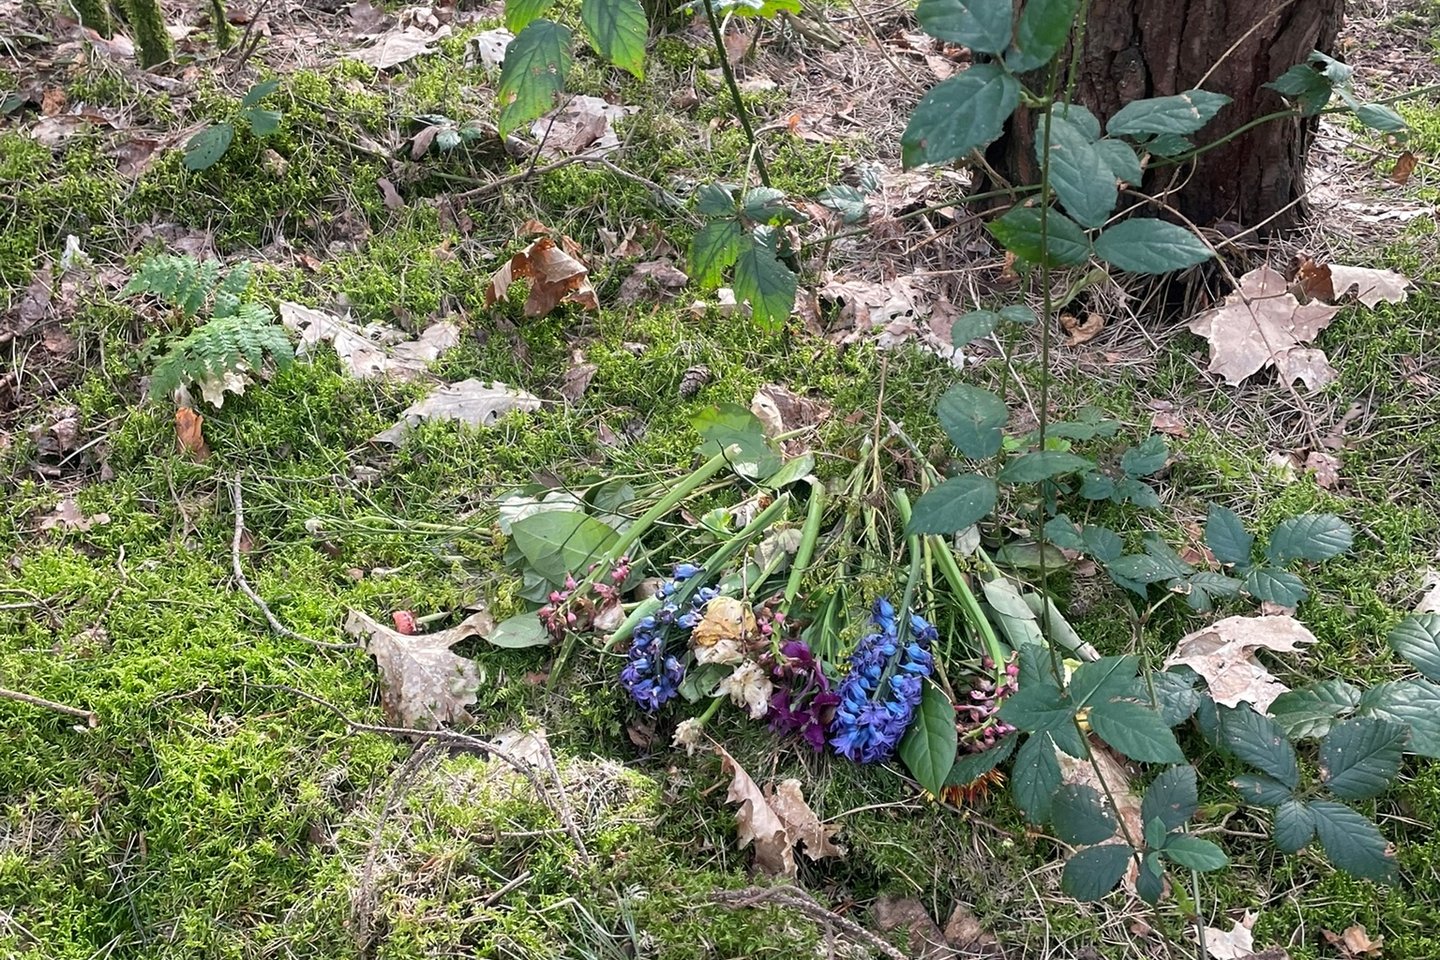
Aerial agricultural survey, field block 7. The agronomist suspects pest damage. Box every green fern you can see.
[121,254,225,317]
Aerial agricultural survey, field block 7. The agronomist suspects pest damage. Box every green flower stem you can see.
[696,692,726,725]
[783,481,826,605]
[699,0,771,188]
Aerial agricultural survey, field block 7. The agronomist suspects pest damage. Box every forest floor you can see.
[3,0,1440,958]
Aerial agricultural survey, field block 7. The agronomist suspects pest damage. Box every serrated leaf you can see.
[1121,435,1168,477]
[1143,815,1168,851]
[1112,477,1161,509]
[1035,113,1116,228]
[902,64,1020,167]
[1060,843,1132,901]
[1090,700,1185,763]
[506,0,557,32]
[1146,133,1193,157]
[1358,680,1440,757]
[906,473,998,535]
[692,402,781,479]
[510,510,619,584]
[1388,614,1440,683]
[946,733,1018,785]
[436,127,462,151]
[1052,102,1101,140]
[1108,554,1179,584]
[1043,515,1084,551]
[1069,655,1140,708]
[1052,783,1118,846]
[1270,679,1361,740]
[986,204,1091,266]
[914,0,1013,53]
[580,0,647,77]
[183,123,234,171]
[496,20,573,137]
[1188,571,1244,601]
[1242,567,1308,607]
[1267,62,1334,115]
[1079,471,1115,501]
[1205,504,1254,566]
[696,182,739,217]
[815,184,867,223]
[1007,0,1078,71]
[1138,670,1202,727]
[999,304,1036,324]
[1136,856,1164,904]
[240,79,280,108]
[1219,704,1299,788]
[1233,773,1292,807]
[690,219,745,288]
[997,683,1073,735]
[732,228,797,331]
[488,611,552,648]
[1273,797,1315,853]
[899,679,959,797]
[1356,103,1407,133]
[1012,732,1062,823]
[997,450,1092,484]
[742,186,789,222]
[1107,89,1232,137]
[1310,800,1397,883]
[1094,138,1143,185]
[1265,513,1353,564]
[938,384,1008,459]
[1142,765,1198,831]
[951,309,999,346]
[1094,219,1213,274]
[1161,835,1227,872]
[1320,717,1406,800]
[1081,525,1123,563]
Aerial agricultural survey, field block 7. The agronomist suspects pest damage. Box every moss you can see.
[70,0,113,37]
[121,0,173,67]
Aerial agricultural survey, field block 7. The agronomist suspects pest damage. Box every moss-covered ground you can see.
[4,1,1440,958]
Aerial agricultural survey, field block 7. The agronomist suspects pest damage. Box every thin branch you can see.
[711,886,910,960]
[0,687,97,726]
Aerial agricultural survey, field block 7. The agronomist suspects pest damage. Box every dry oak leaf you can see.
[1202,911,1258,960]
[344,607,492,729]
[1165,615,1318,712]
[486,235,599,318]
[1324,924,1383,958]
[37,498,110,532]
[372,378,542,444]
[280,301,459,381]
[719,747,844,876]
[174,406,210,461]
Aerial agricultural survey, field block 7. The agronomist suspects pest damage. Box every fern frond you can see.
[148,308,294,402]
[122,254,224,317]
[212,261,254,318]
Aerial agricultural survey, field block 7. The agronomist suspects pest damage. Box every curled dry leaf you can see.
[37,498,110,532]
[344,607,492,729]
[372,378,542,444]
[719,747,845,876]
[531,95,636,157]
[351,22,451,69]
[1061,311,1105,346]
[691,596,757,665]
[750,383,830,442]
[280,301,459,381]
[1391,151,1417,185]
[1164,615,1318,711]
[617,259,688,304]
[486,235,599,318]
[1304,450,1340,489]
[1323,924,1383,958]
[174,406,210,461]
[1202,911,1258,960]
[558,350,598,404]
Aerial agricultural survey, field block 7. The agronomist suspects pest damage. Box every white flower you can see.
[717,660,774,719]
[693,635,746,665]
[672,718,704,755]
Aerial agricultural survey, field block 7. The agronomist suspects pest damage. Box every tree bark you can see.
[984,0,1344,232]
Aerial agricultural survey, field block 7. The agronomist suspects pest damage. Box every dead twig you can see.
[711,886,910,960]
[0,687,98,727]
[353,741,441,950]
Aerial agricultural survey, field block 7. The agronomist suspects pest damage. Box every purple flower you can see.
[766,639,839,751]
[618,565,713,713]
[828,599,936,763]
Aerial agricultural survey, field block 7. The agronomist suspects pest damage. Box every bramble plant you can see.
[184,80,284,172]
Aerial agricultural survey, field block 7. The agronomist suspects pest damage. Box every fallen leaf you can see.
[372,378,543,443]
[1304,450,1340,489]
[348,0,390,34]
[194,368,251,408]
[617,259,688,304]
[558,350,597,404]
[344,607,491,728]
[943,904,991,949]
[175,406,210,461]
[486,235,599,318]
[1391,151,1417,185]
[719,748,844,876]
[691,596,757,664]
[468,27,512,68]
[280,301,459,380]
[1062,311,1105,346]
[750,383,830,441]
[1324,925,1383,958]
[351,22,451,69]
[1325,265,1410,309]
[41,87,67,116]
[1415,570,1440,615]
[1164,615,1318,711]
[1151,410,1189,437]
[769,778,845,862]
[30,115,93,148]
[377,177,405,210]
[37,498,110,532]
[4,265,52,342]
[824,274,962,366]
[1202,911,1258,960]
[488,727,551,766]
[873,896,950,959]
[531,95,635,157]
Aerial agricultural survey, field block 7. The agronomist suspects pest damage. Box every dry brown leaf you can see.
[377,176,405,210]
[558,350,597,404]
[1391,151,1417,185]
[873,896,951,958]
[750,383,830,441]
[41,87,67,116]
[280,301,459,380]
[1151,410,1189,437]
[1326,265,1411,309]
[351,22,450,69]
[175,407,210,462]
[1202,911,1258,960]
[1324,925,1384,958]
[692,597,757,666]
[5,265,52,343]
[373,378,543,444]
[617,259,688,304]
[344,607,491,729]
[486,235,599,318]
[37,498,110,532]
[1304,450,1340,489]
[531,95,635,157]
[1061,311,1105,346]
[719,748,845,876]
[1165,615,1318,711]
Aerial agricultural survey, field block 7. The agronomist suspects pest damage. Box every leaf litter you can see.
[372,379,543,444]
[344,607,494,729]
[280,301,460,381]
[487,234,600,317]
[719,747,845,877]
[1165,614,1318,712]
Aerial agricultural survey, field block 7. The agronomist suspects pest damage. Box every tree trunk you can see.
[984,0,1344,232]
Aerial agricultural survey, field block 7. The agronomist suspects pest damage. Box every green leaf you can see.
[733,227,797,331]
[1140,670,1203,727]
[1310,800,1398,883]
[1106,89,1232,137]
[1081,525,1123,563]
[679,661,731,701]
[696,182,739,217]
[1205,504,1254,566]
[761,453,815,490]
[902,64,1020,167]
[1218,704,1299,789]
[1043,515,1084,551]
[815,185,867,223]
[1143,815,1168,852]
[580,0,647,77]
[1161,835,1228,872]
[1094,219,1212,274]
[1111,477,1161,509]
[1242,567,1308,607]
[1090,700,1185,764]
[997,683,1073,735]
[506,0,557,33]
[1233,773,1293,807]
[510,510,620,584]
[1107,554,1182,584]
[690,219,745,288]
[488,611,552,648]
[914,0,1013,53]
[938,384,1008,459]
[742,187,790,222]
[906,474,998,535]
[1117,434,1167,478]
[1355,103,1407,134]
[1052,783,1118,846]
[240,79,280,108]
[1060,843,1132,901]
[1320,718,1406,800]
[946,734,1017,785]
[1035,113,1116,228]
[997,451,1093,484]
[183,123,234,171]
[1273,797,1316,853]
[1069,655,1140,708]
[1142,765,1198,831]
[1012,732,1062,823]
[951,309,999,346]
[898,679,959,796]
[1359,680,1440,758]
[436,128,462,151]
[1389,614,1440,683]
[1079,471,1115,501]
[1007,0,1078,71]
[243,107,282,137]
[1266,62,1334,115]
[1136,856,1164,905]
[999,304,1036,324]
[1270,680,1362,740]
[1265,514,1353,564]
[986,204,1091,266]
[692,403,781,480]
[1052,102,1101,140]
[712,0,802,17]
[1145,133,1193,157]
[496,20,573,137]
[1094,138,1143,185]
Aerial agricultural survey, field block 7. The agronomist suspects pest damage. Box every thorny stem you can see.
[701,0,771,188]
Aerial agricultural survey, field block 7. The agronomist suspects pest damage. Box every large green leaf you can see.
[1107,554,1184,585]
[1219,704,1299,788]
[937,384,1008,459]
[1006,0,1078,71]
[946,733,1018,785]
[1387,614,1440,682]
[692,403,781,479]
[510,510,619,584]
[1359,680,1440,758]
[1068,655,1140,708]
[1319,718,1406,800]
[488,611,552,648]
[1269,679,1361,740]
[1205,503,1254,566]
[184,123,235,171]
[902,64,1020,167]
[1035,113,1116,228]
[951,309,1000,346]
[1161,835,1227,872]
[1093,219,1213,274]
[1242,567,1308,607]
[1012,731,1062,823]
[982,576,1047,651]
[580,0,647,78]
[1138,670,1203,727]
[1051,784,1118,846]
[1089,700,1185,764]
[1266,62,1334,115]
[997,451,1093,484]
[1120,435,1168,477]
[732,228,797,331]
[914,0,1013,53]
[1265,513,1353,564]
[1274,798,1316,853]
[1310,800,1398,883]
[997,683,1073,736]
[497,20,573,137]
[986,205,1091,266]
[506,0,557,32]
[1355,102,1407,134]
[691,218,746,288]
[1094,138,1143,185]
[1142,765,1198,831]
[906,474,998,535]
[899,679,960,797]
[1106,89,1232,137]
[1233,773,1292,808]
[1060,843,1132,901]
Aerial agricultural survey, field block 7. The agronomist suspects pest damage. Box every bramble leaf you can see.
[184,123,235,171]
[1270,679,1361,740]
[987,205,1091,266]
[1358,680,1440,757]
[1274,797,1316,853]
[1051,783,1118,846]
[731,227,797,331]
[914,0,1013,53]
[1219,704,1299,788]
[1161,835,1228,872]
[1012,731,1062,823]
[1265,514,1353,564]
[581,0,647,78]
[1090,700,1185,763]
[937,384,1008,459]
[1310,800,1398,883]
[497,20,573,137]
[1007,0,1078,71]
[1319,718,1406,800]
[906,474,998,535]
[997,450,1093,484]
[1061,843,1132,901]
[1387,614,1440,683]
[691,219,746,288]
[1205,504,1254,566]
[902,64,1020,167]
[1142,764,1199,831]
